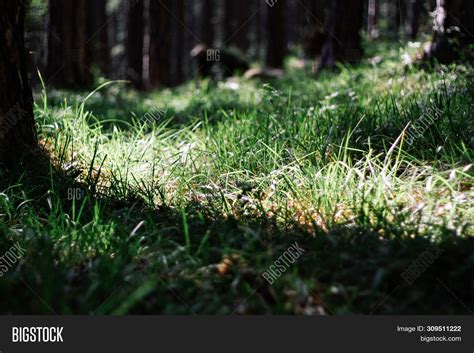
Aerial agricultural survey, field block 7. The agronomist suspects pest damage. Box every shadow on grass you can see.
[0,152,472,315]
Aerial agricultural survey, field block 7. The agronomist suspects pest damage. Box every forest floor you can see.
[1,42,473,314]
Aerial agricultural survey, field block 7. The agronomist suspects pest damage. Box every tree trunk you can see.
[47,0,92,88]
[301,0,326,59]
[266,0,286,68]
[127,0,145,89]
[255,0,265,60]
[234,3,249,52]
[149,0,173,87]
[0,1,37,166]
[87,0,109,76]
[424,0,474,63]
[317,0,364,70]
[202,0,214,47]
[406,0,422,39]
[392,0,406,37]
[367,0,377,38]
[174,0,185,85]
[223,0,236,46]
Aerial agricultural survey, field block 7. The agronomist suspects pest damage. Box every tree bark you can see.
[223,0,236,46]
[367,0,378,38]
[47,0,92,88]
[266,0,287,68]
[317,0,364,70]
[424,0,474,64]
[301,0,326,59]
[127,0,145,89]
[0,1,37,166]
[202,0,214,47]
[393,0,406,36]
[256,0,264,58]
[149,0,173,87]
[87,0,109,76]
[235,3,249,52]
[406,0,422,39]
[174,0,185,85]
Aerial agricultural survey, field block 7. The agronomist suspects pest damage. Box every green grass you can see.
[0,42,473,314]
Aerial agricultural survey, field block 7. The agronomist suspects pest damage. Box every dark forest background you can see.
[24,0,472,90]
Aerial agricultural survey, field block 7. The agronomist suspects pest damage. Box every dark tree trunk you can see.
[149,0,173,87]
[424,0,474,63]
[202,0,214,47]
[223,0,236,46]
[266,0,286,68]
[406,0,422,39]
[183,0,194,79]
[234,3,249,52]
[286,1,297,48]
[87,0,109,76]
[175,0,185,85]
[24,0,48,84]
[254,0,265,60]
[222,1,249,51]
[0,1,37,166]
[254,0,264,58]
[317,0,364,70]
[393,0,406,36]
[127,0,145,89]
[367,0,377,38]
[301,0,326,59]
[47,0,92,88]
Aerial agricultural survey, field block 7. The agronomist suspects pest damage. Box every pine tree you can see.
[0,1,37,165]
